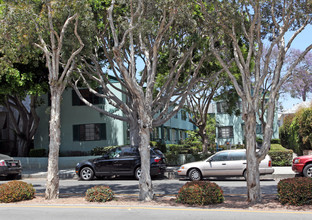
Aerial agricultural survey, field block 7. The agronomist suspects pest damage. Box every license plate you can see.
[11,163,16,166]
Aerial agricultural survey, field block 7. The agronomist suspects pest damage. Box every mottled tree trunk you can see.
[45,87,63,199]
[198,125,209,154]
[129,120,140,146]
[202,135,209,154]
[244,112,261,203]
[16,136,29,157]
[138,109,153,201]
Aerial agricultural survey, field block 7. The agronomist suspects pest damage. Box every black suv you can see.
[75,145,166,180]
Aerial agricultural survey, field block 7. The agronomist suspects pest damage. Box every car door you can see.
[227,151,247,175]
[93,147,122,175]
[111,146,139,175]
[201,151,230,177]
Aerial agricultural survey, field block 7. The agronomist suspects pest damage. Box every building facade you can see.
[34,86,196,154]
[215,101,279,147]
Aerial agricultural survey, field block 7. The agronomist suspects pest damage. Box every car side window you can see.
[211,152,229,161]
[121,146,139,157]
[108,147,122,158]
[229,151,246,160]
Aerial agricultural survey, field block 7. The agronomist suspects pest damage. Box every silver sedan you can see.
[177,149,274,181]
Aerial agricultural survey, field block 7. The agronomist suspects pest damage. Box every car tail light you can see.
[0,160,6,166]
[268,160,272,167]
[154,157,161,163]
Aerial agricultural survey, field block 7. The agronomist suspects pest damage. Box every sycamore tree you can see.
[199,0,312,203]
[186,77,219,154]
[4,0,95,199]
[72,0,205,201]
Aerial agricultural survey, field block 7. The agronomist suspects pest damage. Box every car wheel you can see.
[134,167,141,180]
[303,164,312,178]
[188,168,202,181]
[243,170,247,180]
[80,167,94,180]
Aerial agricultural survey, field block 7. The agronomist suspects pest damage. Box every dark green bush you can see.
[278,177,312,206]
[268,150,293,166]
[0,181,35,203]
[271,139,281,144]
[256,137,263,144]
[176,181,224,206]
[85,185,114,202]
[150,141,167,153]
[29,148,47,157]
[165,144,214,165]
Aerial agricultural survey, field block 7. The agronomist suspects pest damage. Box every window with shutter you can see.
[73,123,106,141]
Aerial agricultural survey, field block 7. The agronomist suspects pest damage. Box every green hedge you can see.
[268,150,293,166]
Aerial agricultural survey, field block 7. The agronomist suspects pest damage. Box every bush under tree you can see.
[176,181,224,205]
[278,177,312,206]
[85,185,114,202]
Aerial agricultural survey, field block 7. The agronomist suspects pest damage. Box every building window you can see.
[171,129,177,142]
[164,127,170,141]
[218,126,234,138]
[73,123,106,141]
[181,110,187,121]
[216,102,228,113]
[151,127,160,141]
[72,89,104,106]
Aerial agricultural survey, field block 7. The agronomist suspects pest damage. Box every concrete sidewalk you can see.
[21,166,296,180]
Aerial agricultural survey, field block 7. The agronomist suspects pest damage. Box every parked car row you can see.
[4,146,312,181]
[75,147,276,181]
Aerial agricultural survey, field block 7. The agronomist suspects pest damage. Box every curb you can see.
[21,168,296,180]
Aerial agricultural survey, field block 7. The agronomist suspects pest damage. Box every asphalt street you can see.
[1,177,278,196]
[1,205,312,220]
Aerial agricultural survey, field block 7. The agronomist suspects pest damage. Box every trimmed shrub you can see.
[271,139,281,144]
[85,185,114,202]
[268,150,293,166]
[277,177,312,206]
[176,181,224,206]
[0,181,35,203]
[29,148,47,157]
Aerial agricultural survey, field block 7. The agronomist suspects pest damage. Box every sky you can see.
[279,25,312,112]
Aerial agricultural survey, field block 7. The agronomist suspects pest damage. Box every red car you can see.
[292,155,312,177]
